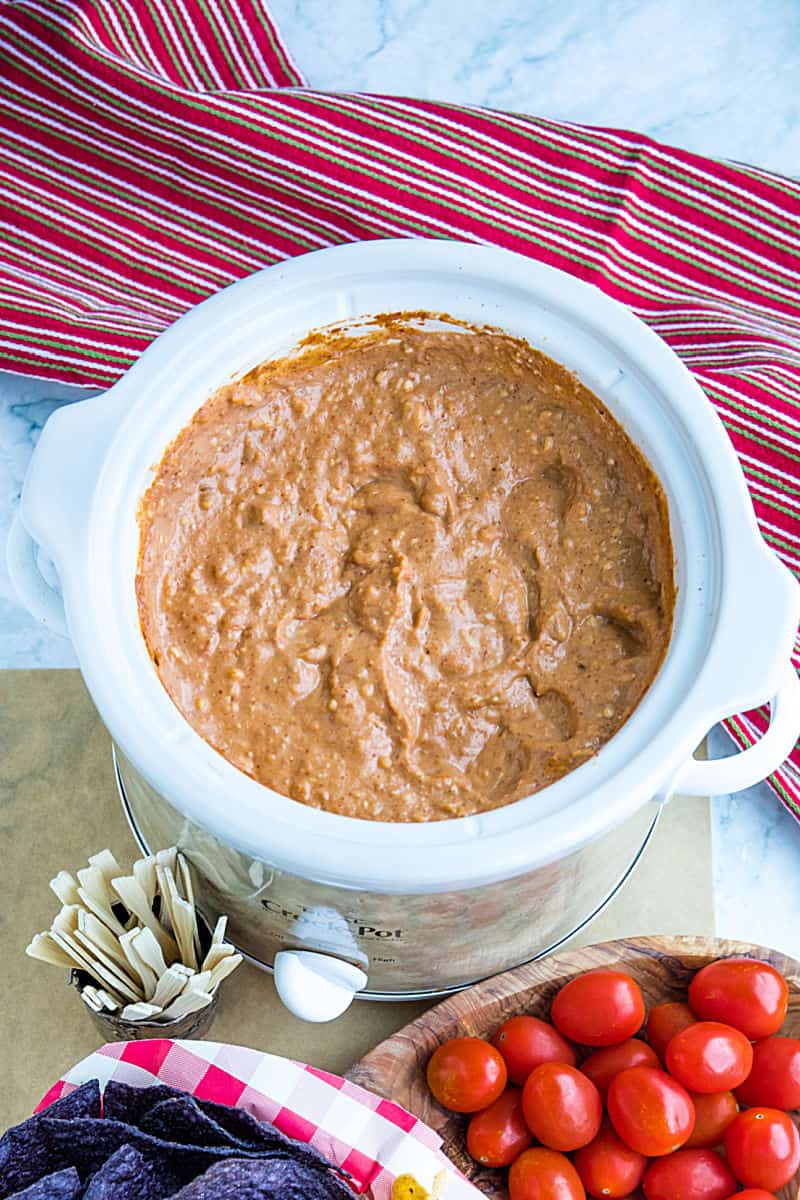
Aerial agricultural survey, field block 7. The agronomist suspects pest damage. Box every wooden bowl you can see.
[348,936,800,1199]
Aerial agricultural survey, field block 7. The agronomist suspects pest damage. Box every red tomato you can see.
[580,1038,660,1099]
[607,1066,695,1156]
[725,1107,800,1191]
[641,1148,738,1200]
[466,1086,533,1168]
[685,1091,739,1148]
[522,1062,602,1151]
[573,1119,647,1199]
[509,1147,586,1200]
[647,1001,698,1061]
[689,958,788,1041]
[666,1021,753,1093]
[491,1015,576,1084]
[733,1193,782,1199]
[426,1037,507,1113]
[551,970,646,1047]
[736,1036,800,1110]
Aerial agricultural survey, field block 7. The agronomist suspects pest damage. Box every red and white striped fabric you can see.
[0,1,798,811]
[36,1039,480,1198]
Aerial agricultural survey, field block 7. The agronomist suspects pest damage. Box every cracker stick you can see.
[156,864,196,970]
[151,964,193,1009]
[76,887,128,938]
[50,929,141,1003]
[77,909,130,970]
[118,928,159,999]
[81,988,103,1013]
[87,849,122,883]
[111,875,178,960]
[176,853,201,960]
[49,871,79,906]
[133,856,157,908]
[121,1001,162,1021]
[208,954,242,992]
[160,989,212,1021]
[25,932,74,969]
[131,926,168,978]
[75,930,141,994]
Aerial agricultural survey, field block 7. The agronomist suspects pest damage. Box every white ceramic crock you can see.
[9,240,800,1020]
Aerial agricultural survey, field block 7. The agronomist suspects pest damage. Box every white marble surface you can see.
[2,0,800,952]
[272,0,800,176]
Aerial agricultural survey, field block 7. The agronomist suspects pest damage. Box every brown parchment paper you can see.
[0,670,714,1129]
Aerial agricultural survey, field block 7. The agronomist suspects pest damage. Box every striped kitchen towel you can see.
[0,1,798,811]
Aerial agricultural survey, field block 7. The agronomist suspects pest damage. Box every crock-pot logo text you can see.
[260,899,403,940]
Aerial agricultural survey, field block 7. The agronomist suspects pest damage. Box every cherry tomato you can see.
[580,1038,660,1098]
[685,1091,739,1148]
[641,1148,738,1200]
[573,1119,647,1199]
[551,970,646,1047]
[509,1147,586,1200]
[491,1015,576,1084]
[647,1001,697,1061]
[666,1021,753,1093]
[732,1193,781,1199]
[725,1107,800,1191]
[522,1062,602,1151]
[466,1086,533,1168]
[607,1066,695,1156]
[689,958,788,1041]
[426,1037,507,1113]
[735,1036,800,1110]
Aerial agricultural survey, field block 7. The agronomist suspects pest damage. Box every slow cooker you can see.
[9,240,800,1022]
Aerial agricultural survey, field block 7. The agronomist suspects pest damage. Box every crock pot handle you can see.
[273,950,368,1022]
[6,510,69,637]
[672,662,800,796]
[11,386,128,637]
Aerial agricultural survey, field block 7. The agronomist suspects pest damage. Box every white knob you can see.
[273,950,368,1022]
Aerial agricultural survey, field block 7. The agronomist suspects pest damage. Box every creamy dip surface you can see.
[137,320,675,822]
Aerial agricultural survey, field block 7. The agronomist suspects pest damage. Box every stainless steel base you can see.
[114,748,660,1002]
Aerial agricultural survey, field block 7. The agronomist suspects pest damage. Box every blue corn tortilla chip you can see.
[83,1146,158,1200]
[103,1083,188,1127]
[0,1117,189,1197]
[0,1082,102,1198]
[0,1079,354,1200]
[41,1082,101,1122]
[139,1096,341,1171]
[139,1098,243,1149]
[105,1083,332,1163]
[16,1118,239,1191]
[5,1116,341,1194]
[192,1094,349,1166]
[0,1118,131,1198]
[171,1158,355,1198]
[6,1167,81,1200]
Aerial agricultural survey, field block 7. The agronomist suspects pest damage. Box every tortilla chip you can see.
[83,1146,158,1199]
[139,1095,339,1172]
[0,1080,353,1200]
[40,1082,101,1121]
[6,1168,81,1200]
[171,1157,354,1197]
[102,1083,186,1126]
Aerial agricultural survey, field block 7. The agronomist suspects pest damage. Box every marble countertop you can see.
[3,0,799,952]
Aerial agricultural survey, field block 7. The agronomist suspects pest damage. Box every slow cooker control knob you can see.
[273,950,368,1022]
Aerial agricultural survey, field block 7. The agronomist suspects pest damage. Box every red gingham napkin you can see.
[35,1040,480,1198]
[0,1,798,811]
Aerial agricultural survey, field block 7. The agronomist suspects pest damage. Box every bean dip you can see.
[137,320,674,822]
